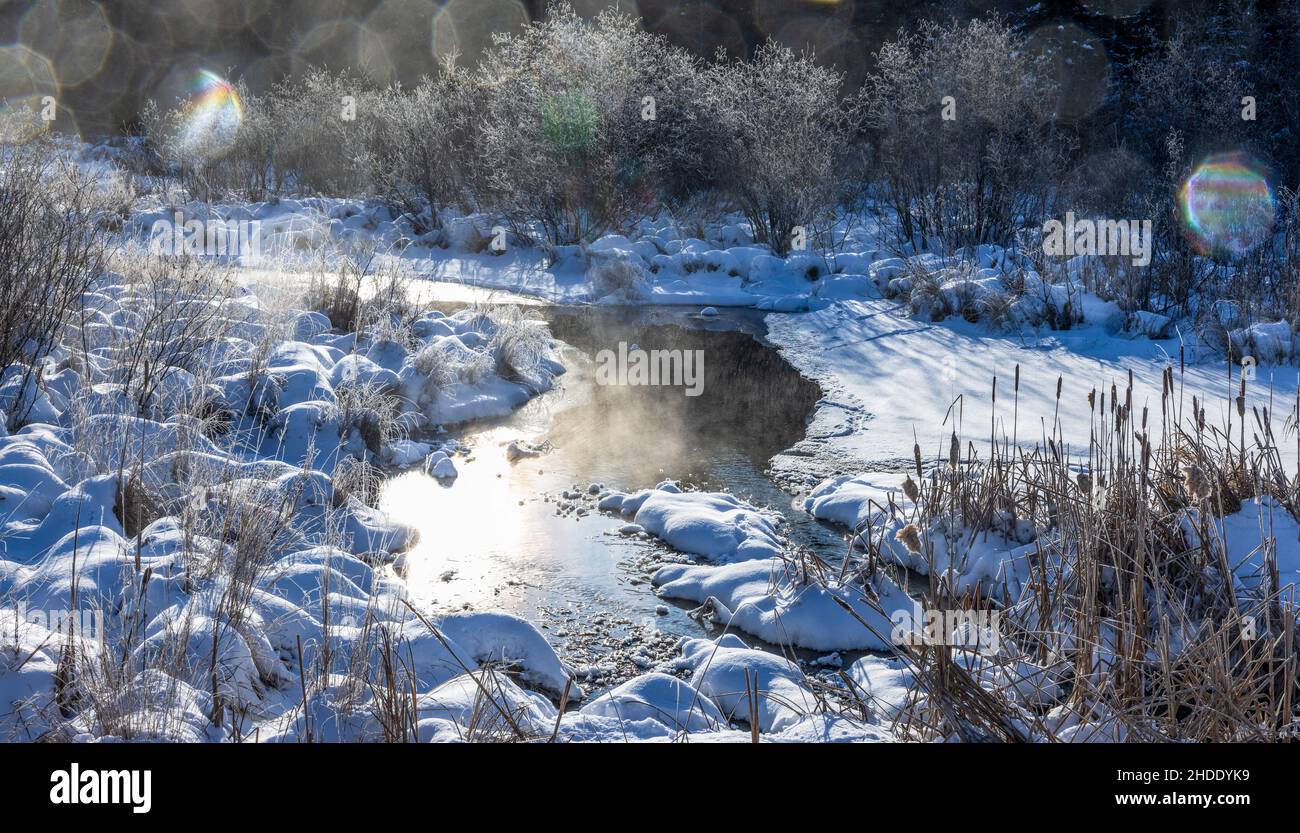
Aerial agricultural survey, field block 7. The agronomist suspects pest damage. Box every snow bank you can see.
[437,611,582,699]
[601,482,784,563]
[578,672,725,733]
[1182,496,1300,593]
[653,557,917,652]
[0,260,574,743]
[803,472,1038,599]
[673,634,814,733]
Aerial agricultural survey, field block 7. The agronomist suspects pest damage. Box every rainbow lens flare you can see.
[173,70,242,159]
[1178,153,1276,260]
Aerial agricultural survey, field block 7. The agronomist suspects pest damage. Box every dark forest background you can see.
[0,0,1273,137]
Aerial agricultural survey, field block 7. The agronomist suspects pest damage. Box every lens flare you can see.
[1179,153,1276,260]
[174,70,242,159]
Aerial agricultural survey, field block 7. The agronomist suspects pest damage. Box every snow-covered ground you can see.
[768,297,1300,476]
[4,159,1299,742]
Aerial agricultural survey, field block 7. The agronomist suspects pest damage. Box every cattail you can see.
[1183,464,1209,502]
[896,523,922,554]
[913,442,923,479]
[1076,472,1092,495]
[902,474,919,502]
[949,432,960,468]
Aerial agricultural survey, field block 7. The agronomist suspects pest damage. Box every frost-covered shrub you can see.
[142,79,274,202]
[588,252,647,301]
[704,42,857,257]
[865,18,1070,251]
[330,378,403,461]
[302,247,381,333]
[408,341,454,388]
[0,137,108,428]
[333,454,385,507]
[145,69,371,200]
[488,307,551,386]
[1130,18,1255,177]
[475,3,699,247]
[259,69,373,197]
[356,261,419,343]
[365,60,479,230]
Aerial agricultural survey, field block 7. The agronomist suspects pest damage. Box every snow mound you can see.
[1181,496,1300,592]
[417,672,558,738]
[675,634,814,733]
[437,611,583,699]
[579,672,725,733]
[653,557,918,651]
[804,472,1037,599]
[846,655,922,722]
[603,483,784,563]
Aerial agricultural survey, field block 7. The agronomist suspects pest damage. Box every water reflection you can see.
[378,307,834,660]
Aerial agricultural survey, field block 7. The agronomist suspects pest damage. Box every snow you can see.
[437,611,582,699]
[8,145,1300,743]
[673,634,814,733]
[803,472,1038,599]
[846,655,921,722]
[599,480,921,651]
[653,558,918,652]
[1184,496,1300,592]
[765,298,1300,476]
[0,611,64,741]
[416,672,558,739]
[0,253,579,742]
[579,672,726,733]
[601,483,784,563]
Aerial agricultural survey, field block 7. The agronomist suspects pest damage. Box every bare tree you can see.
[0,137,108,428]
[365,59,480,232]
[864,18,1071,252]
[475,3,697,248]
[704,42,858,257]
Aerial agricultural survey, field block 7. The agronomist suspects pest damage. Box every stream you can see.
[379,287,849,691]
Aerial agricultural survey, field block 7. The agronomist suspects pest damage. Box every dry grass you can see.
[829,359,1300,742]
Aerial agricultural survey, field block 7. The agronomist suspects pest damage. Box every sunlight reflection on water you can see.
[377,304,837,660]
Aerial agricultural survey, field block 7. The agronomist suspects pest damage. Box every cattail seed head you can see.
[1183,464,1209,502]
[896,523,922,554]
[902,474,919,502]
